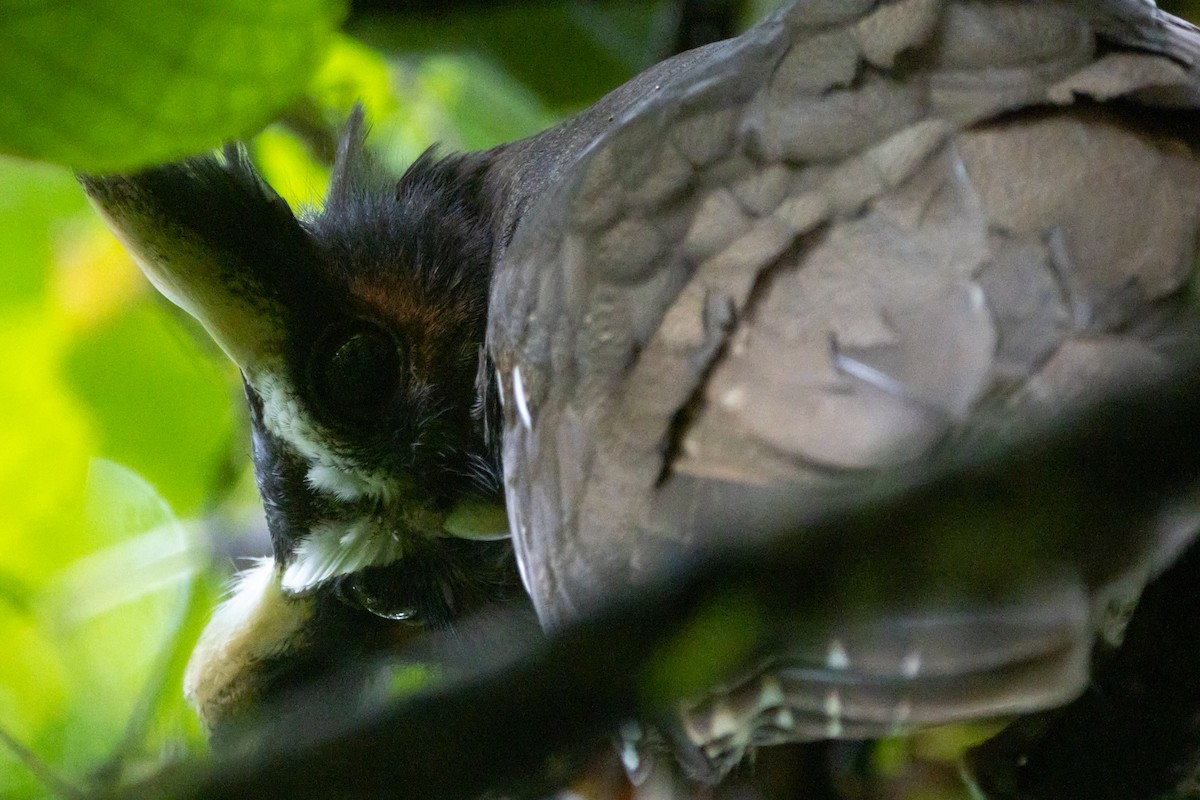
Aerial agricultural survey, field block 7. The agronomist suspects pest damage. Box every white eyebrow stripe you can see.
[254,371,401,504]
[256,371,328,466]
[306,462,394,503]
[281,518,405,593]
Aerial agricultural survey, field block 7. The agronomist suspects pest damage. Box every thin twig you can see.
[0,723,86,800]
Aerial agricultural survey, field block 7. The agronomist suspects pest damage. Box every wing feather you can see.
[487,0,1200,771]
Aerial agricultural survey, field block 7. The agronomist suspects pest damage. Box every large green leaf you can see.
[63,299,237,517]
[0,0,345,173]
[350,1,669,113]
[0,459,214,796]
[0,159,87,310]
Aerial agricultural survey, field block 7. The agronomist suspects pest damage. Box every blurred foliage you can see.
[348,2,676,112]
[0,3,643,795]
[1163,0,1200,20]
[0,0,346,173]
[0,1,1198,798]
[0,160,225,797]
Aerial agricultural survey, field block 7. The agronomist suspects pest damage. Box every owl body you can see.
[83,0,1200,787]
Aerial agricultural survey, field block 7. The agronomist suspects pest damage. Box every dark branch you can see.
[969,522,1200,799]
[670,0,746,55]
[112,363,1200,800]
[346,0,747,58]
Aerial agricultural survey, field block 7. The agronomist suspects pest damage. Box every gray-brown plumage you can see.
[82,0,1200,787]
[489,0,1200,778]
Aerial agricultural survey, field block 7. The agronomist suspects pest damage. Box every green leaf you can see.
[43,459,210,785]
[63,299,237,517]
[410,54,560,152]
[365,53,558,176]
[0,457,216,797]
[387,663,443,699]
[641,590,766,706]
[351,2,666,113]
[0,159,88,310]
[0,310,93,587]
[0,0,346,173]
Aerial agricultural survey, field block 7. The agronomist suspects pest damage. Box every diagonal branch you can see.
[112,362,1200,800]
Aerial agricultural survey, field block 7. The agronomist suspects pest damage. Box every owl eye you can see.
[310,321,403,422]
[335,572,424,624]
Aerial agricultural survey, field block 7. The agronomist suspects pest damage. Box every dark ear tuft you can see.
[327,105,373,206]
[81,144,302,257]
[221,142,291,218]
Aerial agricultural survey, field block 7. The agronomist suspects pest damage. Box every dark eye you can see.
[333,565,454,627]
[311,321,403,422]
[336,572,424,624]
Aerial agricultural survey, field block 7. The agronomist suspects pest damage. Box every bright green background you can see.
[0,1,680,795]
[0,0,1197,796]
